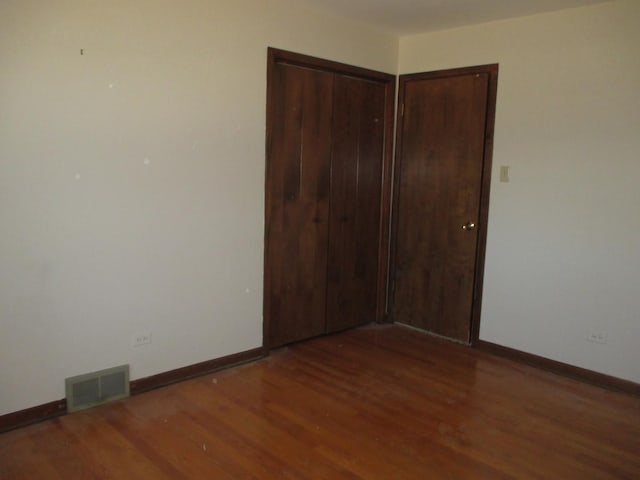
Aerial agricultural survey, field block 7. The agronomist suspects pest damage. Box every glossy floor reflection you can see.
[1,325,639,479]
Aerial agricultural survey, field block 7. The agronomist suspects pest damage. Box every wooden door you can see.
[391,66,498,343]
[265,49,395,349]
[325,75,386,332]
[265,62,334,348]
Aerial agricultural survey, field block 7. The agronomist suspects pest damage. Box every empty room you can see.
[1,0,639,478]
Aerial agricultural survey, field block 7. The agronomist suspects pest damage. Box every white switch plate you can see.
[500,165,510,183]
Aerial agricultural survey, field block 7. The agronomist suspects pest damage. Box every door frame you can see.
[389,64,499,345]
[263,48,396,351]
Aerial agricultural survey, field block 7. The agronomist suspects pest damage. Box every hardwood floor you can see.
[1,325,639,479]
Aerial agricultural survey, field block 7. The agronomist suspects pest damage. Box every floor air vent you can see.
[65,365,130,412]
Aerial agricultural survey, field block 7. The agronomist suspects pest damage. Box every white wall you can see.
[0,0,397,415]
[3,0,638,417]
[400,0,640,382]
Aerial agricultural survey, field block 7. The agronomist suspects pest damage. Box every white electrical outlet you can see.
[586,331,608,344]
[132,331,152,347]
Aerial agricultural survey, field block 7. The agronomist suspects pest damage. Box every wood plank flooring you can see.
[1,325,639,479]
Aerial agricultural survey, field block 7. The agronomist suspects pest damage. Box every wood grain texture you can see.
[2,325,639,479]
[264,48,395,348]
[391,65,498,343]
[265,61,334,348]
[0,348,264,434]
[326,75,386,333]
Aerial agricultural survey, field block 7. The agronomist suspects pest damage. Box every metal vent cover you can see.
[65,364,130,412]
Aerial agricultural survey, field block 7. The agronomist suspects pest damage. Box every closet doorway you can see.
[263,48,395,348]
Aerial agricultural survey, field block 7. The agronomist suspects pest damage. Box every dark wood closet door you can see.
[265,63,334,348]
[392,67,497,343]
[326,76,386,332]
[265,48,395,349]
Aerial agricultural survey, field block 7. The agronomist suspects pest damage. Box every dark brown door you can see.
[325,75,386,333]
[265,63,334,347]
[392,66,498,343]
[265,49,395,349]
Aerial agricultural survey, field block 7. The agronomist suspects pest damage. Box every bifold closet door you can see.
[325,75,386,333]
[265,48,395,349]
[265,63,334,348]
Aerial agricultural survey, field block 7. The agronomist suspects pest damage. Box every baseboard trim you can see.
[0,399,67,433]
[0,347,265,434]
[130,347,265,394]
[476,340,640,396]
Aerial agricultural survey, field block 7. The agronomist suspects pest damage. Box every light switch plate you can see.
[500,165,510,183]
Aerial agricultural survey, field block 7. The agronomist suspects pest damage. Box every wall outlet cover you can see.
[586,331,608,344]
[132,331,152,347]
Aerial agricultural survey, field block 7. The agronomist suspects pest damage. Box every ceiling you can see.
[298,0,611,35]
